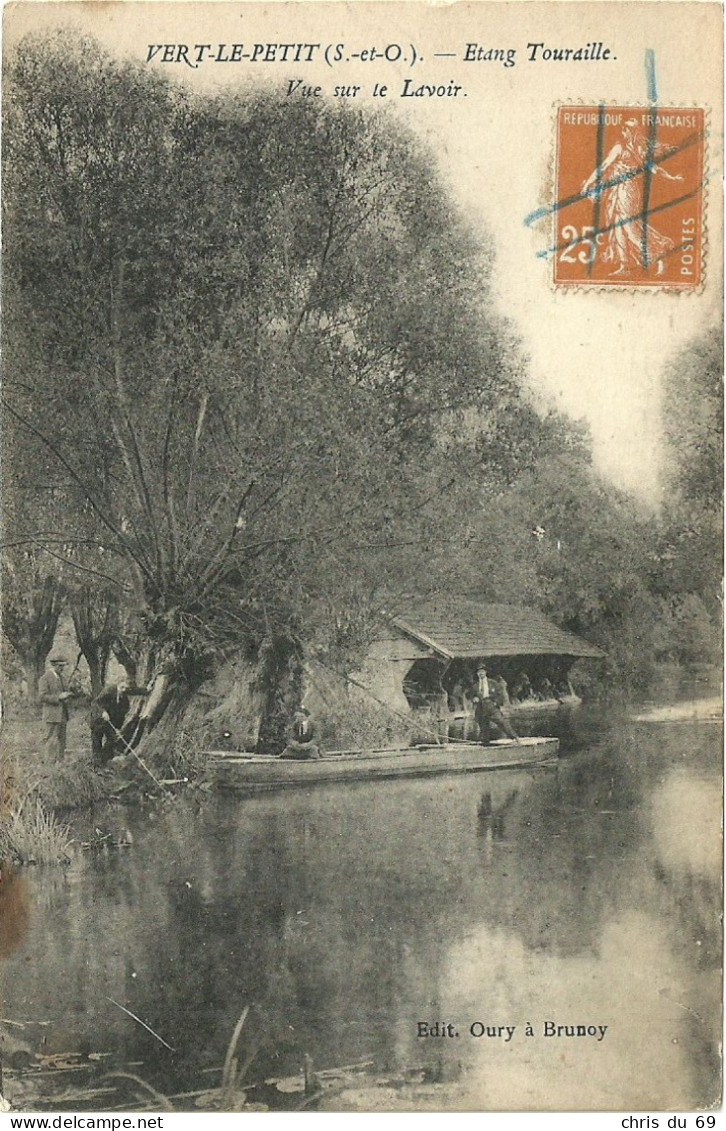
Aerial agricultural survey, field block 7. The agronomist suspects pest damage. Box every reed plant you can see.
[0,795,72,865]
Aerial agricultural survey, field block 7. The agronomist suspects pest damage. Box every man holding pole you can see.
[92,678,138,765]
[473,690,520,747]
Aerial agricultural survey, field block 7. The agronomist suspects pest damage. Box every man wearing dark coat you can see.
[91,679,133,765]
[279,707,320,760]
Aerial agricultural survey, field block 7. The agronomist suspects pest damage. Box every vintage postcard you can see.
[1,0,722,1117]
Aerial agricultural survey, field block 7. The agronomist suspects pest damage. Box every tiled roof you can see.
[389,598,605,660]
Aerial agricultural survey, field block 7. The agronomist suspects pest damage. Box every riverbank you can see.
[0,1042,459,1114]
[1,667,719,855]
[0,706,200,869]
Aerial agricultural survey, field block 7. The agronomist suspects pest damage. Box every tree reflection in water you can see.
[1,715,721,1110]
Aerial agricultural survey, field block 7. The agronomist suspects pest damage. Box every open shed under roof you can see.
[388,598,605,661]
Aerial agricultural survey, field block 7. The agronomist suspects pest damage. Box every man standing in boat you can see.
[473,688,520,747]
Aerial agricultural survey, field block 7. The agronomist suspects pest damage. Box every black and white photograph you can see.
[0,1,722,1115]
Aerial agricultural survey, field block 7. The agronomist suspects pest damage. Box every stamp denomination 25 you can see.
[553,105,705,289]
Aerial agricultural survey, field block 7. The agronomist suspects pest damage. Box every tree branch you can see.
[2,398,156,588]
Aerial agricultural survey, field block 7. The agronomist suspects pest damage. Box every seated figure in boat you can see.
[473,692,520,747]
[279,707,320,760]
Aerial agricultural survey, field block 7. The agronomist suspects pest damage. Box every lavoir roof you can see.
[389,598,605,660]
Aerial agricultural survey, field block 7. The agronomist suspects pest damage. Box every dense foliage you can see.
[3,31,721,749]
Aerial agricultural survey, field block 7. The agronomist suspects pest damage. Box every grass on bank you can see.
[1,711,95,863]
[0,793,72,866]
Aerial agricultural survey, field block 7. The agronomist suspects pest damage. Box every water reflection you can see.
[0,867,30,959]
[434,909,706,1110]
[1,715,721,1110]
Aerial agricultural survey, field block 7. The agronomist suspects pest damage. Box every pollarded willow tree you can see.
[4,31,545,751]
[1,553,66,702]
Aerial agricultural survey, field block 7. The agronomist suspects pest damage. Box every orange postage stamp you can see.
[552,105,705,289]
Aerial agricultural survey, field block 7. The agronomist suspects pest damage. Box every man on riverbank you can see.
[38,655,72,759]
[92,678,133,765]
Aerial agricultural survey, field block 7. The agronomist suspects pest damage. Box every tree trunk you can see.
[132,681,187,762]
[111,639,139,685]
[255,633,304,756]
[69,586,117,696]
[18,653,46,705]
[2,574,66,705]
[131,668,211,770]
[85,654,104,698]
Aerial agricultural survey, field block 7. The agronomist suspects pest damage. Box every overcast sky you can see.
[5,1,723,502]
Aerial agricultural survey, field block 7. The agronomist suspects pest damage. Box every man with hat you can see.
[37,654,73,759]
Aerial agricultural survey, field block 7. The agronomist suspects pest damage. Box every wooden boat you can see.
[209,735,559,793]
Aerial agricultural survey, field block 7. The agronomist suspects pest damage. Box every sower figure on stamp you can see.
[279,707,320,760]
[38,654,73,759]
[581,119,683,277]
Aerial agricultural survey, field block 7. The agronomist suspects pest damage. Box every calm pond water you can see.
[2,709,722,1111]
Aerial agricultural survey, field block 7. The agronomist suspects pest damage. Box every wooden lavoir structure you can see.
[210,736,559,793]
[355,598,605,728]
[208,599,600,791]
